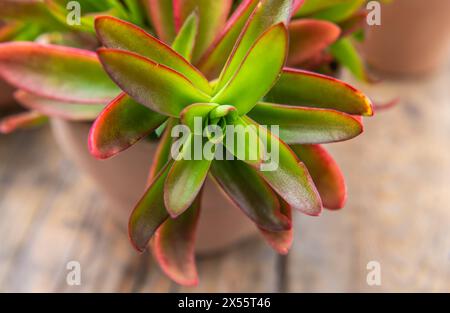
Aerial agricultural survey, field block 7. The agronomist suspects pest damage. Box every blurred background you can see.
[0,0,450,292]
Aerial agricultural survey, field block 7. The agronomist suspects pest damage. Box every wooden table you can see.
[1,67,449,292]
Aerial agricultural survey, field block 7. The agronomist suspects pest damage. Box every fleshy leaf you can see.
[129,161,173,252]
[0,110,48,134]
[164,103,216,217]
[291,144,347,210]
[97,48,211,117]
[0,22,23,42]
[223,114,265,168]
[249,102,363,144]
[15,90,104,121]
[164,135,211,218]
[329,37,368,82]
[153,192,201,286]
[292,0,305,13]
[173,0,232,63]
[259,197,293,254]
[215,0,293,92]
[148,118,177,181]
[0,0,61,28]
[244,117,323,216]
[197,0,260,79]
[171,10,199,62]
[210,159,291,232]
[294,0,349,16]
[146,0,176,43]
[89,92,166,159]
[287,19,340,67]
[0,42,120,103]
[212,23,288,116]
[95,16,211,94]
[265,68,373,116]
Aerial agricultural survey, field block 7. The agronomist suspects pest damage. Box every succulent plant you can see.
[87,1,372,285]
[0,0,374,285]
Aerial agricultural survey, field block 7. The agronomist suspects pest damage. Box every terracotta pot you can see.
[50,118,258,254]
[362,0,450,76]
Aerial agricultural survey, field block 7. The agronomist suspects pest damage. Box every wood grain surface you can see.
[0,67,449,292]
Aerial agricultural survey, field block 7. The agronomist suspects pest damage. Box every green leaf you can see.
[128,160,173,252]
[145,0,176,43]
[164,135,211,217]
[0,0,62,29]
[0,22,24,42]
[287,19,340,67]
[259,197,293,254]
[45,0,97,33]
[164,103,217,217]
[173,0,232,63]
[0,111,48,134]
[0,42,120,103]
[210,160,291,232]
[329,37,368,82]
[291,144,347,210]
[244,117,323,216]
[249,102,363,144]
[265,68,373,116]
[97,48,211,117]
[95,16,212,94]
[197,0,260,79]
[215,0,293,92]
[15,90,104,121]
[89,93,166,159]
[153,192,202,286]
[294,0,349,16]
[223,115,265,168]
[171,10,199,62]
[148,118,177,180]
[212,23,288,116]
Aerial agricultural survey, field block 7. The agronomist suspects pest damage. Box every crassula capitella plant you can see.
[89,2,372,285]
[0,0,374,286]
[0,0,371,132]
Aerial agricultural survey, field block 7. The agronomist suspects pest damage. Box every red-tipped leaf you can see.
[97,48,211,117]
[0,42,120,103]
[291,144,347,210]
[153,192,202,286]
[265,68,373,116]
[15,90,104,121]
[287,19,340,67]
[249,102,363,144]
[89,92,166,159]
[0,110,48,134]
[95,16,211,94]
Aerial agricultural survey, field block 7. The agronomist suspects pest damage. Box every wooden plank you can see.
[0,128,171,292]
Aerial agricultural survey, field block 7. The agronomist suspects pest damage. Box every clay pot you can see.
[50,119,257,254]
[362,0,450,76]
